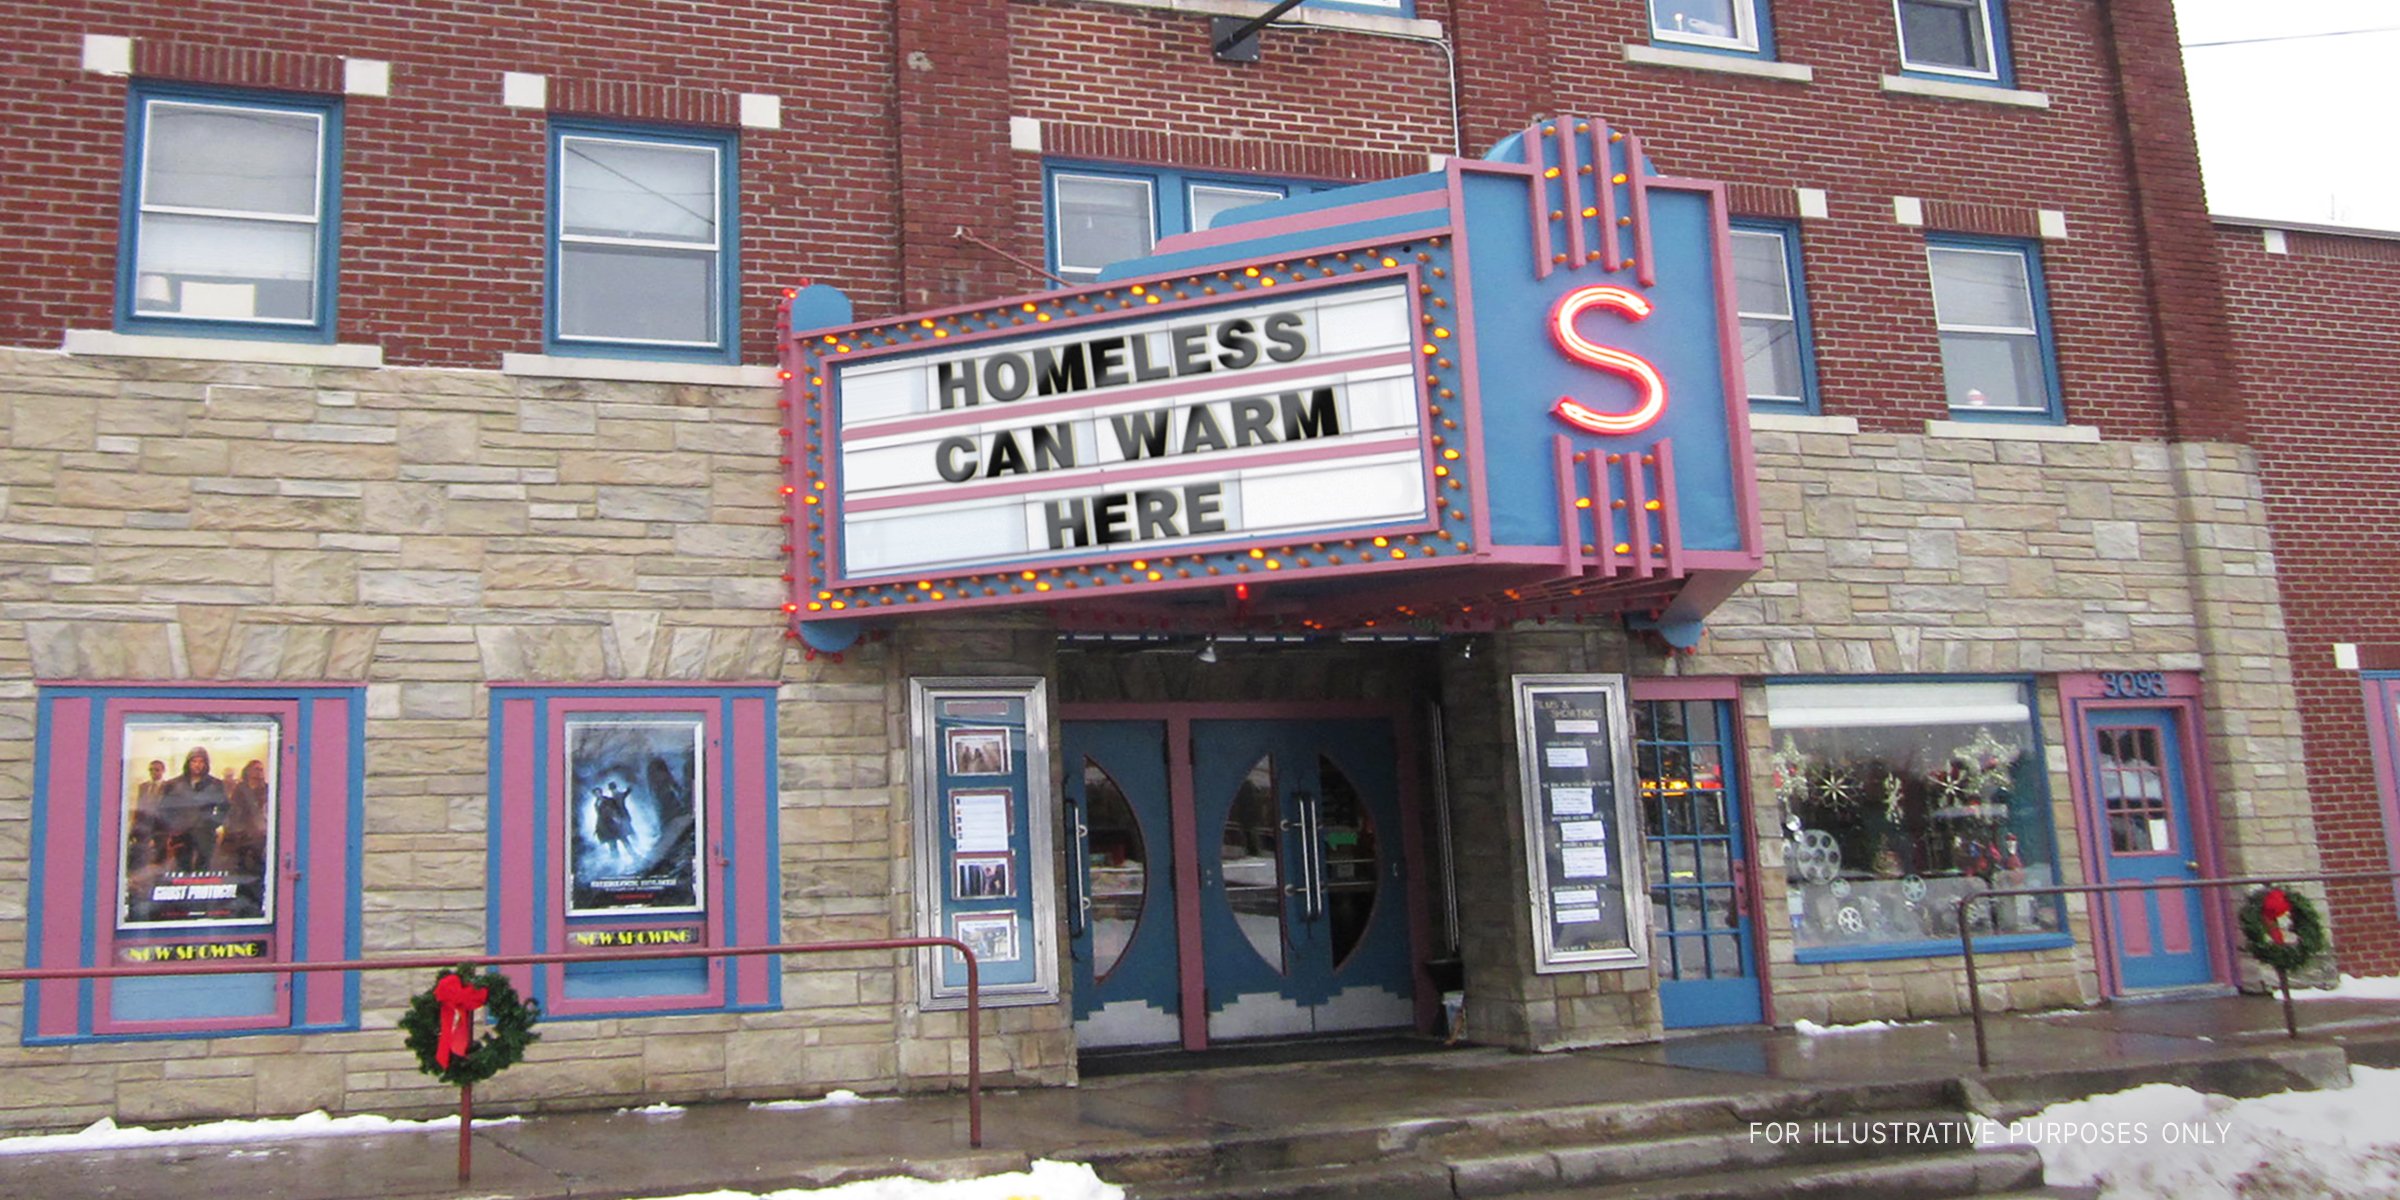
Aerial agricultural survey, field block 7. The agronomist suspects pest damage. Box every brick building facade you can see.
[2217,219,2400,977]
[0,0,2355,1132]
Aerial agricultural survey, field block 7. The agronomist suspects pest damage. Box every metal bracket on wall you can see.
[1211,0,1308,62]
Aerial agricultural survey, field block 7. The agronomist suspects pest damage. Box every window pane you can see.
[1740,314,1806,397]
[559,243,718,343]
[1939,331,2046,410]
[1730,232,1792,318]
[1190,184,1282,232]
[1899,0,1990,72]
[562,138,718,244]
[145,103,320,217]
[1929,248,2034,329]
[1653,0,1743,42]
[1766,683,2064,953]
[134,212,318,321]
[1056,175,1153,273]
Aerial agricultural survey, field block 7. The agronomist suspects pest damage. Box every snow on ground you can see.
[2294,974,2400,1002]
[1976,1065,2400,1199]
[1791,1018,1933,1035]
[0,1109,519,1157]
[622,1159,1122,1200]
[749,1088,891,1112]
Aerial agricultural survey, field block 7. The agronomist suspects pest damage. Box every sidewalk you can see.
[6,994,2397,1200]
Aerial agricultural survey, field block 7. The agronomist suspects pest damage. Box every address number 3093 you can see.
[2100,671,2168,698]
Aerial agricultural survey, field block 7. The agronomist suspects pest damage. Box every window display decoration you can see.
[1766,680,2065,956]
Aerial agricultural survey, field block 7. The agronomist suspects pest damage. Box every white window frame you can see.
[1650,0,1761,54]
[1052,172,1158,280]
[131,97,329,329]
[554,131,728,350]
[1729,227,1806,406]
[1894,0,1999,80]
[1927,243,2051,415]
[1187,182,1285,233]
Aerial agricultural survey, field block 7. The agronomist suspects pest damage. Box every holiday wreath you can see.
[2237,885,2328,975]
[399,965,542,1088]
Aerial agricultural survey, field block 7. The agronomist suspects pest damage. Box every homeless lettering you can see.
[924,311,1344,551]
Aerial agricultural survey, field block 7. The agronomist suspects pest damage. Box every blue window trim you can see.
[116,82,343,344]
[1729,219,1819,413]
[1043,160,1339,281]
[1302,0,1413,17]
[1763,674,2076,962]
[544,119,741,365]
[23,685,366,1045]
[1925,233,2063,424]
[1649,0,1779,60]
[1796,931,2074,964]
[1893,0,2013,86]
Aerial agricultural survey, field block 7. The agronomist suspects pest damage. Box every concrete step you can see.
[1450,1111,1982,1195]
[1511,1145,2046,1200]
[1131,1145,2044,1200]
[1095,1079,1964,1186]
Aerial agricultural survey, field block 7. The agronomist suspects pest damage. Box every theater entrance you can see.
[1063,707,1424,1051]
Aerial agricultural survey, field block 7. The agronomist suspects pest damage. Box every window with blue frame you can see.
[1303,0,1412,15]
[1926,237,2059,419]
[120,86,340,339]
[1894,0,2007,82]
[1728,222,1816,410]
[487,686,780,1018]
[24,686,365,1042]
[549,123,737,359]
[1764,679,2070,962]
[1047,163,1333,281]
[1650,0,1774,57]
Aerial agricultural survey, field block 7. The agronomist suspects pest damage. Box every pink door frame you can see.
[2058,671,2232,996]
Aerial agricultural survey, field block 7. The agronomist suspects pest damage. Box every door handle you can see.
[1300,792,1325,922]
[1065,801,1091,941]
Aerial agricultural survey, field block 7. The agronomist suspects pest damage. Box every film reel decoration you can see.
[1901,874,1928,903]
[1789,829,1842,886]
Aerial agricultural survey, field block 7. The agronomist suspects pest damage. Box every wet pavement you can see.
[5,993,2396,1200]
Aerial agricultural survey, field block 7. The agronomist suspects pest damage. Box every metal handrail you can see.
[0,937,986,1147]
[1958,868,2400,1071]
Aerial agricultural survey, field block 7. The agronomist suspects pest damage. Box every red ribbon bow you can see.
[433,973,489,1069]
[2260,888,2292,945]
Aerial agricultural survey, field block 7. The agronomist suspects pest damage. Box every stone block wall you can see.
[0,345,1061,1131]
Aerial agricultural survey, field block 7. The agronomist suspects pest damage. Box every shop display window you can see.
[487,686,780,1017]
[25,686,363,1042]
[1764,679,2070,960]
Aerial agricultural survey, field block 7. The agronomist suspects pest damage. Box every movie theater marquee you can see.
[829,279,1426,580]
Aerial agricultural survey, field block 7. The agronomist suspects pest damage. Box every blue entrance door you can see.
[1193,719,1416,1041]
[2089,709,2216,990]
[1635,698,1765,1028]
[1063,720,1182,1049]
[1065,716,1418,1049]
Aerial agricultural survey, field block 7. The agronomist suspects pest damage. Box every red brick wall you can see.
[0,2,899,366]
[3,0,2227,446]
[2220,223,2400,973]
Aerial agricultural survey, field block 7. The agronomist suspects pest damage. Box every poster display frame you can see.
[1512,673,1651,974]
[909,677,1058,1010]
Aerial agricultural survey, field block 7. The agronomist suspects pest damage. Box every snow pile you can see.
[1978,1066,2400,1199]
[0,1109,518,1157]
[2294,974,2400,1002]
[749,1088,890,1112]
[1791,1018,1932,1036]
[628,1159,1122,1200]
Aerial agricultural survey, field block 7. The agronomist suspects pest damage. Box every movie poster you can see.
[119,718,281,929]
[565,716,704,916]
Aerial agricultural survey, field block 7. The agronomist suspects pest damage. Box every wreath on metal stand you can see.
[2237,886,2328,1038]
[398,965,541,1183]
